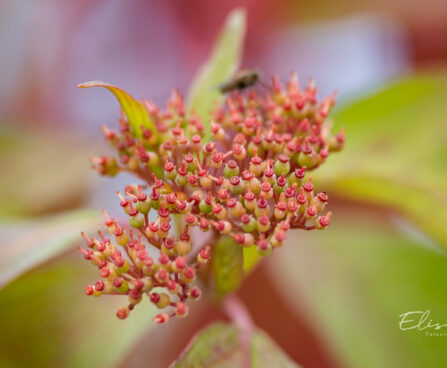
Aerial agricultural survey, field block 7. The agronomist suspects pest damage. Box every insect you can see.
[218,69,261,93]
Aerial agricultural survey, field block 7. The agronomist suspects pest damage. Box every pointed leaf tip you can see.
[78,81,158,141]
[77,81,105,88]
[226,7,247,27]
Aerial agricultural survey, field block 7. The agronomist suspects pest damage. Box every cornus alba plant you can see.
[78,73,344,324]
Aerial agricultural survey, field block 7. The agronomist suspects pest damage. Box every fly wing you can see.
[218,79,237,93]
[217,69,260,93]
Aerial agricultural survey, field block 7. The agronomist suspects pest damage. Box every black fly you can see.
[218,69,261,93]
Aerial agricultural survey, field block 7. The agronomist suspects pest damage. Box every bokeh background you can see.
[1,1,447,367]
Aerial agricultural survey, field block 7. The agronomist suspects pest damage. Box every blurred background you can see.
[1,1,447,367]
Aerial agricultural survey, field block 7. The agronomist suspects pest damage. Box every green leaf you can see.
[0,209,102,289]
[317,73,447,247]
[243,245,262,273]
[269,206,447,368]
[0,127,92,218]
[250,330,300,368]
[0,251,155,367]
[78,81,158,140]
[186,8,246,143]
[212,236,244,299]
[172,323,299,367]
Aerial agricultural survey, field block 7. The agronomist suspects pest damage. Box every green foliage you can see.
[0,252,155,368]
[318,73,447,247]
[173,323,298,367]
[211,236,244,299]
[270,206,447,368]
[250,330,299,368]
[78,81,158,140]
[0,128,91,217]
[186,8,246,142]
[242,245,262,272]
[0,209,102,289]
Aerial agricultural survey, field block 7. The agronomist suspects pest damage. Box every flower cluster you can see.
[80,73,344,322]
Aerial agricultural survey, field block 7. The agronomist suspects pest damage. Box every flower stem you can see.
[222,295,253,368]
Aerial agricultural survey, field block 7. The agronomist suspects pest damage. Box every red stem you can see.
[222,295,253,368]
